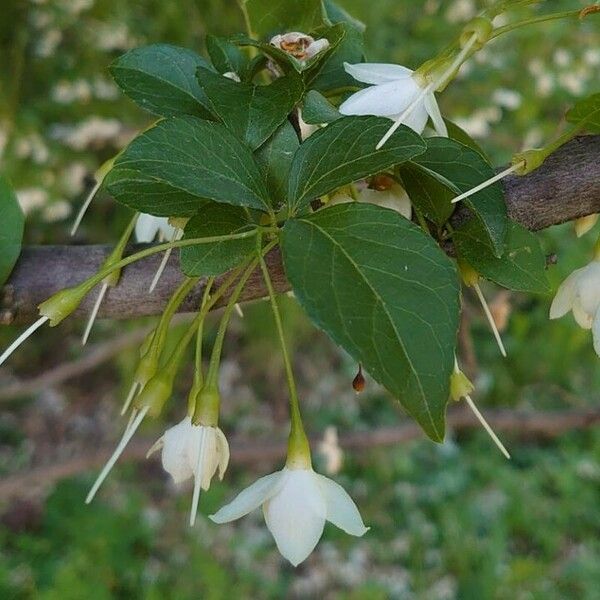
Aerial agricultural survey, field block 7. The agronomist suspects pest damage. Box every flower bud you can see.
[458,260,479,287]
[460,17,493,49]
[352,364,365,393]
[38,284,88,326]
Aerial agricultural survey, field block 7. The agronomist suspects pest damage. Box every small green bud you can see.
[460,16,493,49]
[450,368,474,402]
[38,285,88,326]
[458,260,479,287]
[512,149,546,175]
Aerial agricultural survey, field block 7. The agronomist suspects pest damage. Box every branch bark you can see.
[2,135,599,325]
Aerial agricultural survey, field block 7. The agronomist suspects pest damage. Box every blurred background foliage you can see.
[1,0,599,598]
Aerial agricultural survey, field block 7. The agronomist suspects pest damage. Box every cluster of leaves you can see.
[0,0,558,442]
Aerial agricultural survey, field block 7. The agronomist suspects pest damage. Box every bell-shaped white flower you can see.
[339,62,448,137]
[135,214,177,243]
[550,260,600,355]
[148,416,230,525]
[210,466,368,566]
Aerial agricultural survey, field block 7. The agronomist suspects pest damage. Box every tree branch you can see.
[2,135,599,325]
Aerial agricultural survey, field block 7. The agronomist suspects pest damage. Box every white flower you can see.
[358,183,411,219]
[135,214,177,243]
[149,417,229,487]
[210,466,368,566]
[148,417,229,525]
[339,62,448,136]
[550,260,600,355]
[269,32,330,63]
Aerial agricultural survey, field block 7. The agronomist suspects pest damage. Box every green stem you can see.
[491,9,585,39]
[187,276,215,415]
[204,241,277,386]
[76,228,272,295]
[102,212,139,287]
[258,239,311,469]
[542,119,588,158]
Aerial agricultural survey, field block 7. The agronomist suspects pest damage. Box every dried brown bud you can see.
[269,32,329,62]
[352,364,366,393]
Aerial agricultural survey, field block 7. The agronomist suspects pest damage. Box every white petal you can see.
[215,427,230,480]
[572,297,593,329]
[343,62,413,85]
[424,93,448,137]
[186,426,218,490]
[392,101,429,134]
[549,269,580,319]
[210,470,285,523]
[593,309,600,357]
[161,417,195,484]
[158,218,177,241]
[263,470,326,566]
[359,185,411,219]
[135,213,160,243]
[316,474,369,537]
[574,262,600,316]
[339,79,422,119]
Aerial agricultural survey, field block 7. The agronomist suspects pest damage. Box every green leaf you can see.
[454,220,550,293]
[566,93,600,133]
[110,44,214,118]
[255,120,299,208]
[287,116,426,212]
[206,35,247,76]
[105,167,209,217]
[444,119,489,160]
[411,137,507,256]
[196,67,304,150]
[302,90,341,124]
[282,203,460,441]
[112,116,271,212]
[242,0,325,39]
[0,176,25,287]
[323,0,366,32]
[398,163,455,227]
[180,204,256,276]
[311,23,365,93]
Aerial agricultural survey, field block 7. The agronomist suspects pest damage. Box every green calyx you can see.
[38,284,89,326]
[133,369,175,417]
[512,149,546,175]
[460,16,493,49]
[457,260,480,288]
[192,384,221,427]
[450,368,475,402]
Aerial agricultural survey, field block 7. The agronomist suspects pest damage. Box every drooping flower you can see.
[339,62,448,136]
[148,416,230,525]
[210,466,368,566]
[135,213,177,243]
[550,259,600,355]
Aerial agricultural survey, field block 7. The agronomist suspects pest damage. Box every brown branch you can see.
[2,135,599,325]
[1,406,599,498]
